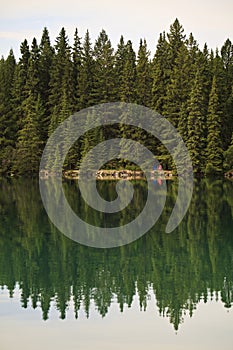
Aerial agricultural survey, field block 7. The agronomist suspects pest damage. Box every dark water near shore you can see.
[0,178,233,349]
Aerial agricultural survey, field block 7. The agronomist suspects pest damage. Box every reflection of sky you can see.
[0,0,233,58]
[1,286,233,350]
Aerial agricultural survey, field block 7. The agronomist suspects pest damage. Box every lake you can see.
[0,178,233,349]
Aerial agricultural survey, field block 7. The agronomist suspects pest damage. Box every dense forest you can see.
[0,178,232,330]
[0,19,233,176]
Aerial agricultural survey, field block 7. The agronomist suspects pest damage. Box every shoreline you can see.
[40,169,174,180]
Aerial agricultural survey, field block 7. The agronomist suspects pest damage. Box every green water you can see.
[0,178,233,349]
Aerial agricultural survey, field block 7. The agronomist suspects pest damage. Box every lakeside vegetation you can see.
[0,19,232,176]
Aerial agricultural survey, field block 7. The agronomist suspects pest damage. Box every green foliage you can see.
[187,70,207,174]
[14,93,43,175]
[119,40,136,102]
[0,21,232,176]
[205,76,223,175]
[93,29,116,103]
[0,179,233,328]
[224,133,233,170]
[136,39,152,107]
[78,30,95,109]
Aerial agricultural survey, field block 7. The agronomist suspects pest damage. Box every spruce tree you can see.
[224,133,233,171]
[187,69,207,174]
[151,32,170,113]
[114,35,126,101]
[26,38,40,95]
[178,102,189,143]
[119,40,136,102]
[79,30,95,109]
[38,27,54,138]
[0,51,16,174]
[48,28,74,135]
[163,34,199,127]
[12,39,30,128]
[163,43,191,127]
[135,39,152,107]
[14,92,43,175]
[72,28,83,111]
[80,111,104,172]
[205,76,223,175]
[167,18,186,68]
[221,39,233,149]
[93,29,116,104]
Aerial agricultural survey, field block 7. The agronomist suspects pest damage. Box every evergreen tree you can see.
[187,69,207,174]
[163,43,191,127]
[0,22,232,176]
[38,27,54,140]
[167,18,186,68]
[221,39,233,149]
[0,51,16,174]
[72,28,83,111]
[135,39,152,107]
[80,111,104,172]
[114,35,126,101]
[25,38,49,151]
[224,133,233,171]
[26,38,40,95]
[151,32,170,113]
[48,28,74,135]
[178,102,189,143]
[12,39,30,128]
[14,92,43,175]
[79,30,95,109]
[93,29,116,103]
[119,40,136,102]
[205,76,223,175]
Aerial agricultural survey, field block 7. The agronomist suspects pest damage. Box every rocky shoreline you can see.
[64,169,173,180]
[39,169,174,180]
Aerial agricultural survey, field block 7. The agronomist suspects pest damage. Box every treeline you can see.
[0,178,232,330]
[0,19,233,176]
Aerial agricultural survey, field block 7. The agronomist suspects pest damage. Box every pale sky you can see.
[0,0,233,59]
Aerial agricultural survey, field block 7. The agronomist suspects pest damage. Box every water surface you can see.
[0,178,233,349]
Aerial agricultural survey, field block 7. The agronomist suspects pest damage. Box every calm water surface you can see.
[0,178,233,349]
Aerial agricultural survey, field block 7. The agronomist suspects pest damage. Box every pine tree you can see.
[80,111,104,172]
[221,39,233,149]
[72,28,83,111]
[119,40,136,102]
[205,76,223,175]
[163,43,191,127]
[79,30,95,109]
[38,27,54,139]
[14,92,43,175]
[187,69,207,174]
[167,18,186,68]
[114,35,126,101]
[163,34,199,127]
[26,38,40,95]
[12,39,30,128]
[178,102,189,143]
[93,29,116,104]
[135,39,152,107]
[151,32,170,113]
[224,133,233,171]
[0,50,16,146]
[48,28,74,135]
[0,51,16,174]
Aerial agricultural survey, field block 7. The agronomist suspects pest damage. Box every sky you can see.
[0,0,233,59]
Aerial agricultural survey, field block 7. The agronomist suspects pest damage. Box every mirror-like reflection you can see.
[0,178,232,331]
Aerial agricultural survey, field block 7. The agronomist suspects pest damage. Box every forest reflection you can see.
[0,178,232,331]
